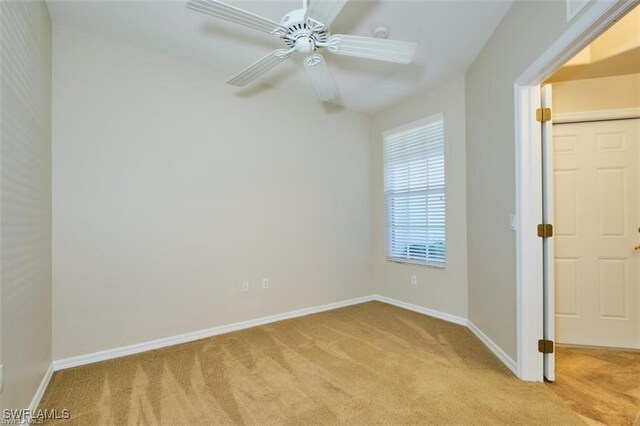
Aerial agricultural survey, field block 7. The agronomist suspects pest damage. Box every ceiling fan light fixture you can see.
[295,36,316,53]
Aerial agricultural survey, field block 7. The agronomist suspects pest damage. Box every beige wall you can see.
[0,1,52,410]
[371,76,468,318]
[552,74,640,113]
[589,6,640,61]
[545,6,639,83]
[52,26,373,360]
[465,0,600,360]
[564,7,640,67]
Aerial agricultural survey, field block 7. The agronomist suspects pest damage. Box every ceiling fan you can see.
[186,0,418,102]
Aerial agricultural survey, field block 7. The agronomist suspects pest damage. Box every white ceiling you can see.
[46,0,512,113]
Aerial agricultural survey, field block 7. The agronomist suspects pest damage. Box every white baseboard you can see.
[53,295,375,371]
[372,294,467,326]
[467,320,518,376]
[374,296,520,375]
[21,362,54,425]
[52,294,518,382]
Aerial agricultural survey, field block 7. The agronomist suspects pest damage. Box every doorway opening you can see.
[514,0,638,384]
[542,7,640,423]
[515,1,640,424]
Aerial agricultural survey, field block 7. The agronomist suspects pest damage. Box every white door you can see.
[553,118,640,349]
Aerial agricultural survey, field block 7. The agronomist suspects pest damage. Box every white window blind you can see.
[383,113,445,266]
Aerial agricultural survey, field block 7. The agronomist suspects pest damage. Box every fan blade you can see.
[187,0,287,36]
[227,49,292,87]
[327,34,417,64]
[304,54,339,102]
[305,0,348,28]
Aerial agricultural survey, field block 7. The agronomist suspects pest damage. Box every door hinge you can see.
[537,223,553,238]
[538,339,554,354]
[536,108,552,122]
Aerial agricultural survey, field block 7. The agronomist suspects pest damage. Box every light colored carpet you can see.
[548,346,640,425]
[39,301,585,425]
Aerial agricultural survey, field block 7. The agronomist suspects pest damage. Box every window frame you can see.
[382,113,446,269]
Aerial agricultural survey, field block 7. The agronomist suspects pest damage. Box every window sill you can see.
[386,258,446,270]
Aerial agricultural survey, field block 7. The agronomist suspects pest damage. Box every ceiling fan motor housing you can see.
[280,9,328,52]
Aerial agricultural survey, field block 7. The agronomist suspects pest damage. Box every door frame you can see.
[514,0,638,381]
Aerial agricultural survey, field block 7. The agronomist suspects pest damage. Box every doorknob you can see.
[635,244,640,251]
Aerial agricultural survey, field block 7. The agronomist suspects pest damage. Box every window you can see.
[383,113,445,266]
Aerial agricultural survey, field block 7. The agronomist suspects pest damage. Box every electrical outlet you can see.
[0,364,4,393]
[410,275,417,286]
[241,280,250,292]
[262,278,270,290]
